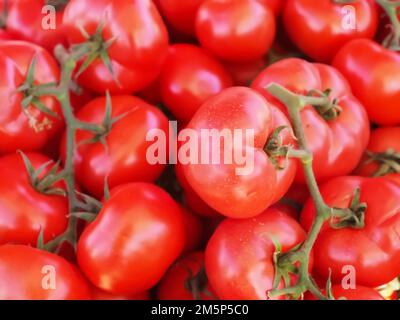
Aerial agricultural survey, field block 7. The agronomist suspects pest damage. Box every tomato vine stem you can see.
[376,0,400,50]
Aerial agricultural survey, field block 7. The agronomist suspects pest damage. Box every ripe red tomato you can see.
[160,44,233,123]
[0,153,68,246]
[283,0,378,63]
[77,183,186,295]
[158,0,204,36]
[301,176,400,288]
[182,86,297,219]
[4,0,67,52]
[305,285,384,300]
[252,58,370,184]
[333,39,400,126]
[157,251,217,300]
[205,207,308,299]
[0,245,91,300]
[196,0,276,62]
[181,208,204,254]
[0,29,12,40]
[60,95,169,199]
[259,0,286,16]
[91,287,150,300]
[0,40,63,153]
[356,126,400,186]
[63,0,169,94]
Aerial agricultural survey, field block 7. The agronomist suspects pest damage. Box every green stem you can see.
[376,0,400,50]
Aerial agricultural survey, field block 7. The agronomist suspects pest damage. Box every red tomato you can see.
[63,0,169,94]
[157,251,217,300]
[305,285,384,300]
[158,0,204,36]
[91,287,150,300]
[196,0,276,62]
[283,0,378,63]
[60,95,169,199]
[333,39,400,126]
[0,40,62,153]
[0,29,12,40]
[252,58,370,183]
[160,44,233,123]
[301,176,400,287]
[0,153,68,246]
[182,87,297,219]
[5,0,67,52]
[259,0,286,16]
[181,208,204,254]
[205,207,308,299]
[0,245,91,300]
[77,183,186,295]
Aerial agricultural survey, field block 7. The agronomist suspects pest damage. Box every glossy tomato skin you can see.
[60,95,169,199]
[0,29,12,40]
[196,0,276,62]
[182,87,297,219]
[0,153,68,246]
[0,245,91,300]
[77,183,186,295]
[0,40,62,153]
[333,39,400,126]
[160,44,233,124]
[205,207,308,300]
[283,0,378,63]
[252,58,370,184]
[301,176,400,288]
[305,285,384,300]
[63,0,169,94]
[157,251,217,300]
[91,287,150,300]
[259,0,286,16]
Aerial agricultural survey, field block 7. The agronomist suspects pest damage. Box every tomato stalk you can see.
[376,0,400,50]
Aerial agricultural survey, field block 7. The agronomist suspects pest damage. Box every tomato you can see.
[252,58,370,184]
[283,0,378,63]
[182,87,297,219]
[205,207,308,300]
[305,285,384,300]
[60,95,169,199]
[0,28,12,40]
[0,152,68,246]
[157,251,217,300]
[91,287,150,300]
[0,40,63,153]
[195,0,276,62]
[181,208,204,254]
[356,126,400,186]
[77,183,186,295]
[160,44,233,124]
[259,0,286,16]
[0,245,91,300]
[5,0,67,52]
[63,0,169,94]
[223,56,269,87]
[333,39,400,126]
[301,176,400,287]
[158,0,204,36]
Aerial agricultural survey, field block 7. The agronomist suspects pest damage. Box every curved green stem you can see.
[376,0,400,50]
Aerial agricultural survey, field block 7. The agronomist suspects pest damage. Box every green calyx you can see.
[184,266,214,300]
[264,126,292,169]
[366,149,400,177]
[307,89,342,121]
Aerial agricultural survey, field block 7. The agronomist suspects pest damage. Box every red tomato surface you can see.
[305,285,384,300]
[283,0,378,63]
[91,287,150,300]
[181,208,204,254]
[223,56,269,87]
[259,0,286,16]
[252,58,370,184]
[0,245,91,300]
[205,207,308,299]
[333,39,400,126]
[63,0,169,94]
[301,176,400,287]
[77,183,186,295]
[196,0,276,62]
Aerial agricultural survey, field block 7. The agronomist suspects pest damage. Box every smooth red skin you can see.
[63,0,169,94]
[160,44,233,124]
[305,285,384,300]
[181,208,204,255]
[0,29,12,40]
[283,0,378,63]
[60,95,169,199]
[223,56,269,86]
[252,58,370,184]
[5,0,67,52]
[196,0,276,62]
[0,245,91,300]
[158,0,204,36]
[0,153,68,246]
[301,176,400,288]
[205,208,308,300]
[157,252,217,300]
[91,287,150,300]
[333,39,400,126]
[0,40,62,153]
[183,87,297,219]
[259,0,285,16]
[356,127,400,185]
[77,183,186,295]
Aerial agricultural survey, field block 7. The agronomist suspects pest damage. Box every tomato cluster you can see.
[0,0,399,301]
